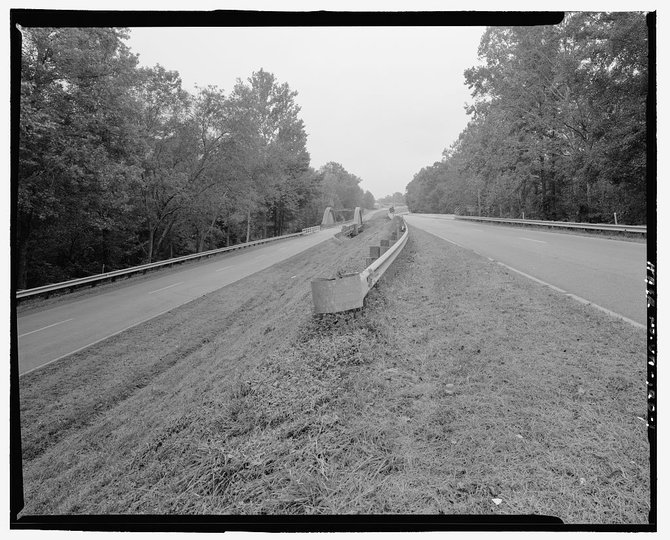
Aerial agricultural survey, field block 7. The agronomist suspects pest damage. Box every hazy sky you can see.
[126,26,485,199]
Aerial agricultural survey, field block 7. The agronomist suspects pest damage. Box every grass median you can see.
[18,220,649,522]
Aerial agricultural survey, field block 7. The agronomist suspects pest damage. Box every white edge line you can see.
[19,307,175,377]
[415,219,646,330]
[215,266,233,272]
[496,262,566,293]
[497,262,646,330]
[147,281,184,294]
[563,293,646,330]
[19,318,74,338]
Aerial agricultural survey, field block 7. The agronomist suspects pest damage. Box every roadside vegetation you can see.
[19,218,649,522]
[18,28,375,289]
[405,13,648,225]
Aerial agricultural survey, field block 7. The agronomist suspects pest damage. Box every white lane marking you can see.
[19,318,74,338]
[215,266,233,273]
[20,307,176,377]
[147,282,184,295]
[518,237,547,244]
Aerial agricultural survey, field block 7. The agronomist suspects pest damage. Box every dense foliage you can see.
[17,27,373,288]
[406,13,648,225]
[377,192,405,205]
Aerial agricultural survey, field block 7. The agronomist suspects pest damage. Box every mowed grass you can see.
[18,222,649,522]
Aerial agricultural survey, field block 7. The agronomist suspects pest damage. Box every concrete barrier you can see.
[354,206,363,227]
[322,207,336,226]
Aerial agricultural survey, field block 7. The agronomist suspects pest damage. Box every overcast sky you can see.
[126,26,485,200]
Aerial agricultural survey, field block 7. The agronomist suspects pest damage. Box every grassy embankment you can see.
[19,216,649,522]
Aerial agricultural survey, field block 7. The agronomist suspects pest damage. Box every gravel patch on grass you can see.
[18,222,649,523]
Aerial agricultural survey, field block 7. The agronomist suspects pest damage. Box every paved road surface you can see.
[406,214,647,327]
[17,227,339,375]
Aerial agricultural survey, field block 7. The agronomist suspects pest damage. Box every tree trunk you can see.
[101,229,108,271]
[246,209,251,243]
[147,227,155,264]
[17,236,30,290]
[196,230,204,253]
[16,213,33,289]
[155,218,175,258]
[199,211,219,252]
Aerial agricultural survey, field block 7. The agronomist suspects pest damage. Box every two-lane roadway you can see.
[17,227,339,375]
[406,214,647,327]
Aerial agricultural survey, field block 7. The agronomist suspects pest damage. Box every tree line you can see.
[17,27,375,289]
[406,13,648,225]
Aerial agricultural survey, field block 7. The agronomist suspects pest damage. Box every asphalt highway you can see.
[406,214,647,328]
[17,227,339,375]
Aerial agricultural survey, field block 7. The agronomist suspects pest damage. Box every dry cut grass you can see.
[18,221,649,523]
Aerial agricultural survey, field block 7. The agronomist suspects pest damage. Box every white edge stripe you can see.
[497,262,645,330]
[496,262,566,293]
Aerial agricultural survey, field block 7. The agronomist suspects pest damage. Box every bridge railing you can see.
[16,229,312,301]
[453,215,646,235]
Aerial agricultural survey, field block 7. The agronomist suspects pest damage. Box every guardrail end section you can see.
[311,274,364,314]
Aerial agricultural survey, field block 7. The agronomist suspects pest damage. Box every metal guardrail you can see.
[454,215,646,235]
[310,216,408,313]
[359,217,408,295]
[341,223,360,237]
[16,230,312,300]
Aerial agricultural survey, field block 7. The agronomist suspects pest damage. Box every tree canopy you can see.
[16,28,368,289]
[406,13,648,225]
